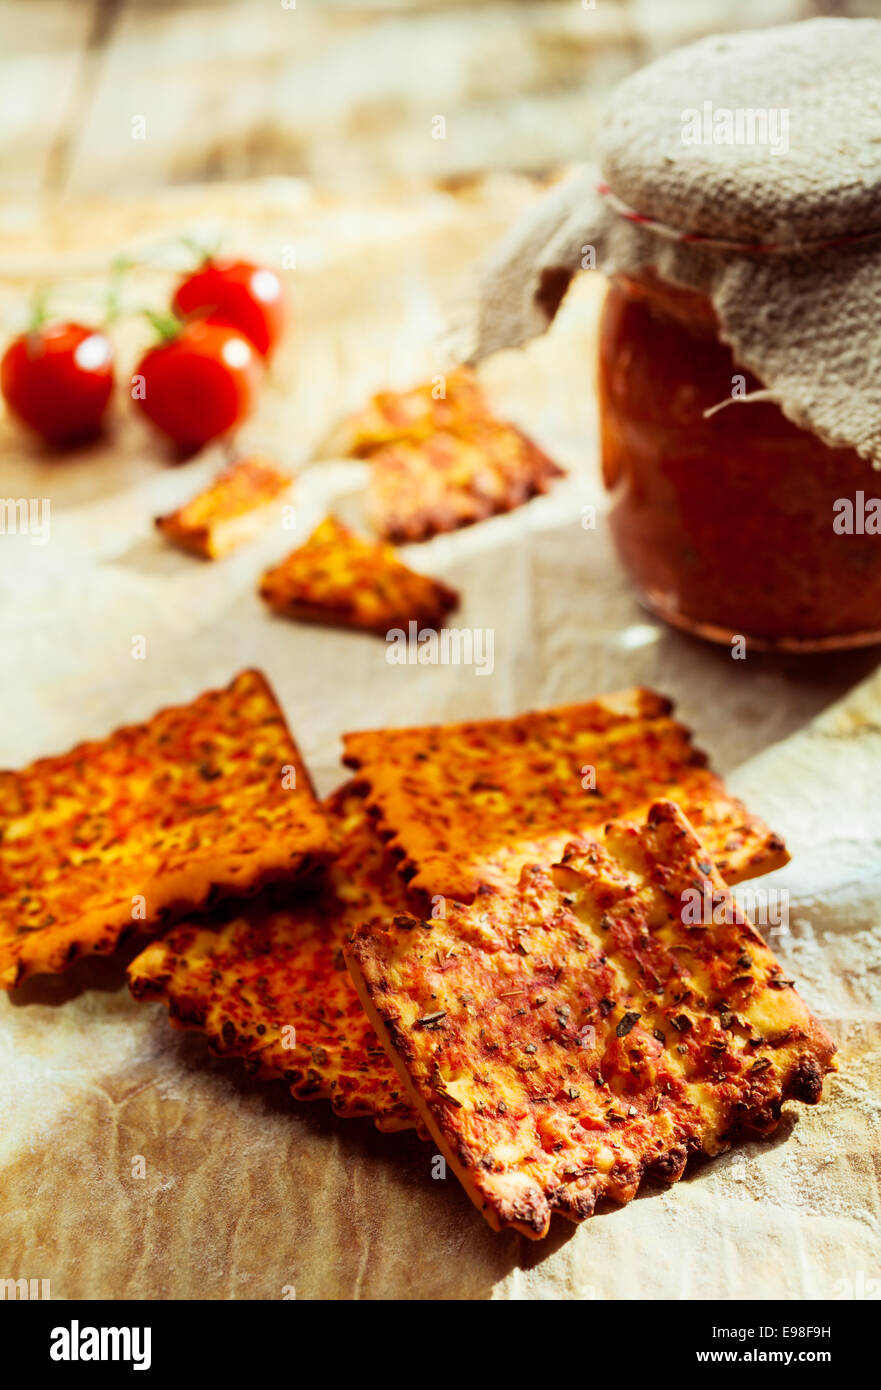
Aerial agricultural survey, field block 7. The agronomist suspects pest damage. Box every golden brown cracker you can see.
[365,420,563,543]
[156,455,292,559]
[329,368,563,542]
[0,669,329,989]
[128,785,417,1129]
[346,800,835,1237]
[334,368,488,457]
[343,688,789,901]
[259,515,459,636]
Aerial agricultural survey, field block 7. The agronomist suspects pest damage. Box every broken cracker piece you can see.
[346,799,836,1238]
[327,368,564,543]
[129,784,418,1130]
[366,420,563,544]
[332,368,488,457]
[155,455,293,559]
[343,688,788,900]
[259,515,459,636]
[0,669,330,989]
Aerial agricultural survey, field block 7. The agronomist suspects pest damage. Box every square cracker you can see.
[155,455,293,559]
[0,669,330,989]
[346,800,836,1238]
[343,688,789,900]
[259,515,459,636]
[128,784,418,1131]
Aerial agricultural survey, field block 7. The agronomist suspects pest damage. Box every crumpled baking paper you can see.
[0,177,877,1299]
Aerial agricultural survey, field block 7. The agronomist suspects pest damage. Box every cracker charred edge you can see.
[318,788,433,914]
[334,787,483,904]
[545,1040,828,1224]
[262,595,459,638]
[498,1043,836,1233]
[154,513,213,559]
[345,921,835,1239]
[548,1142,693,1224]
[375,445,563,545]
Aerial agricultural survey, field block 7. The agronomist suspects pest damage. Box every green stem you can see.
[141,307,182,343]
[28,284,50,331]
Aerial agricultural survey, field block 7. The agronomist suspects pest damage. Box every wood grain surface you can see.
[0,0,815,197]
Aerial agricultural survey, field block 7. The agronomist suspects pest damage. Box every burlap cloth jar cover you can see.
[472,17,881,471]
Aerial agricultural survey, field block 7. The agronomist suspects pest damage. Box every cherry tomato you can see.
[172,259,286,358]
[1,322,114,446]
[134,321,262,453]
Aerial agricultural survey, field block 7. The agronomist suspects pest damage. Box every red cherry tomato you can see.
[134,321,262,453]
[172,259,286,358]
[1,322,114,446]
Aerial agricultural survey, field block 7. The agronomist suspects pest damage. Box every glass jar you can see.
[598,269,881,650]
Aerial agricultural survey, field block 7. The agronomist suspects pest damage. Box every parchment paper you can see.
[0,177,878,1300]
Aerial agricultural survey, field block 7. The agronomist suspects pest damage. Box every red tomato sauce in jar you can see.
[598,270,881,649]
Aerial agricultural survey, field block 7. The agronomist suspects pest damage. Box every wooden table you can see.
[2,0,810,199]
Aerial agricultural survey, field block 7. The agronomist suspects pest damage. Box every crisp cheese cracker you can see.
[343,688,788,900]
[156,455,292,559]
[0,669,330,989]
[129,785,418,1130]
[346,800,836,1238]
[333,368,488,457]
[259,515,459,636]
[366,421,564,543]
[329,368,563,543]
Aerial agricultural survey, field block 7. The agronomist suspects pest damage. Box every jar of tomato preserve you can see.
[597,269,881,648]
[473,18,881,649]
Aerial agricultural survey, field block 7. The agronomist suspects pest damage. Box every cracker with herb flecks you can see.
[0,669,330,989]
[155,455,293,559]
[327,367,564,543]
[346,800,836,1238]
[365,419,564,544]
[259,515,459,636]
[332,368,488,457]
[128,784,419,1130]
[343,688,789,902]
